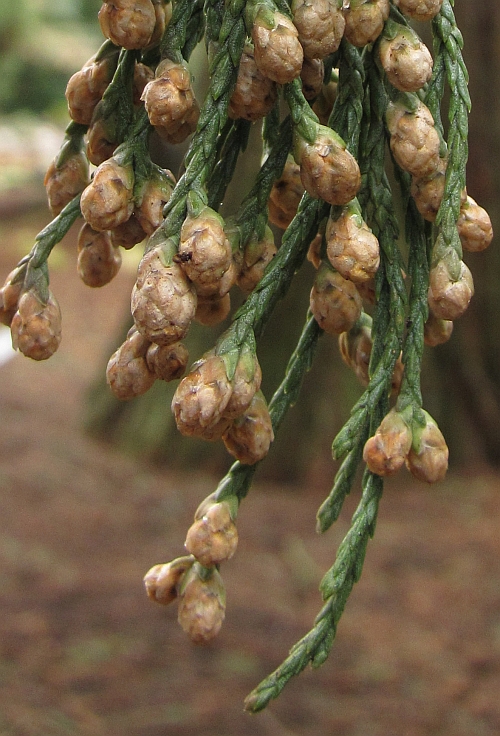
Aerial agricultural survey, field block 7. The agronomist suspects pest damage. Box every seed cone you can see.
[177,566,226,644]
[410,158,447,223]
[141,59,199,144]
[379,28,433,93]
[11,290,62,361]
[65,56,115,126]
[0,269,24,327]
[223,391,274,465]
[237,226,277,295]
[428,258,474,321]
[312,75,338,125]
[326,206,380,283]
[98,0,156,50]
[146,341,189,381]
[297,126,361,206]
[457,195,494,253]
[106,327,156,400]
[363,408,412,476]
[185,502,238,567]
[80,158,135,232]
[291,0,345,61]
[343,0,390,48]
[229,44,278,121]
[144,556,194,605]
[224,349,262,420]
[387,100,441,178]
[135,169,176,235]
[131,245,197,346]
[77,223,122,288]
[424,313,453,347]
[268,157,305,229]
[300,57,324,101]
[252,8,303,85]
[310,261,362,334]
[110,215,148,249]
[44,151,89,217]
[394,0,443,22]
[195,294,232,326]
[405,411,448,483]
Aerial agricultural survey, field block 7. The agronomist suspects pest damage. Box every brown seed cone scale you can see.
[343,0,390,48]
[410,159,447,223]
[106,328,156,400]
[11,290,62,361]
[268,158,305,229]
[394,0,443,22]
[229,45,278,122]
[457,196,494,253]
[178,209,233,298]
[363,409,412,476]
[310,262,362,335]
[428,259,474,321]
[98,0,156,50]
[146,341,189,382]
[44,152,90,217]
[141,59,199,144]
[0,270,24,327]
[252,10,303,85]
[326,210,380,283]
[405,414,448,483]
[298,130,361,206]
[300,57,324,101]
[65,59,113,126]
[77,223,122,287]
[131,246,197,346]
[223,392,274,465]
[387,101,441,179]
[177,567,226,644]
[379,32,433,93]
[144,556,194,605]
[292,0,345,61]
[80,159,134,232]
[423,313,453,347]
[185,502,238,567]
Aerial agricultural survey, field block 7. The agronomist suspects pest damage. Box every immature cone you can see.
[394,0,443,22]
[135,169,176,235]
[146,341,189,381]
[195,294,232,326]
[65,56,115,126]
[326,206,380,283]
[251,7,303,85]
[223,391,274,465]
[86,114,118,166]
[410,158,447,223]
[141,59,199,144]
[237,226,277,295]
[0,269,24,326]
[457,196,494,253]
[144,556,194,606]
[312,75,338,125]
[268,156,305,229]
[110,215,148,249]
[11,289,62,361]
[339,320,373,386]
[98,0,156,50]
[363,408,412,476]
[77,223,122,287]
[44,150,89,217]
[310,261,362,334]
[131,245,197,346]
[177,566,226,644]
[428,257,474,321]
[292,0,345,61]
[229,44,278,121]
[424,313,453,347]
[185,502,238,567]
[343,0,390,48]
[379,27,433,93]
[296,126,361,206]
[224,349,263,420]
[387,100,441,178]
[300,58,324,101]
[80,158,134,232]
[405,411,448,483]
[106,327,156,400]
[133,62,155,105]
[178,206,233,298]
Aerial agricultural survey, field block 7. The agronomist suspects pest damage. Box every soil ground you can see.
[1,211,500,736]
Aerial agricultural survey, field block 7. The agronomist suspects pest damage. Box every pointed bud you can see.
[146,341,189,381]
[106,327,156,400]
[393,0,443,22]
[379,26,433,93]
[326,204,380,283]
[185,502,238,567]
[223,391,274,465]
[229,44,278,122]
[177,566,226,644]
[80,157,135,232]
[144,556,194,605]
[251,8,303,85]
[405,411,448,483]
[11,289,62,361]
[268,156,305,229]
[310,261,362,334]
[457,195,493,253]
[292,0,345,60]
[98,0,156,50]
[387,100,441,178]
[343,0,390,48]
[77,223,122,287]
[363,408,412,476]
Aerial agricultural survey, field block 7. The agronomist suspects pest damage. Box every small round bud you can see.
[405,411,448,483]
[268,157,304,229]
[379,27,433,93]
[252,8,303,85]
[410,158,447,223]
[310,261,362,334]
[223,391,274,465]
[146,341,189,381]
[387,101,441,178]
[237,226,277,295]
[144,556,194,605]
[131,245,197,346]
[343,0,390,48]
[98,0,156,50]
[11,290,62,361]
[106,327,156,400]
[195,293,232,326]
[363,408,412,476]
[44,150,89,217]
[457,196,494,253]
[177,566,226,644]
[185,502,238,567]
[292,0,345,60]
[110,215,148,250]
[77,223,122,288]
[141,59,199,144]
[428,258,474,321]
[424,313,453,347]
[229,44,278,121]
[300,57,324,101]
[297,126,361,206]
[393,0,443,22]
[0,269,24,327]
[326,206,380,283]
[80,158,135,232]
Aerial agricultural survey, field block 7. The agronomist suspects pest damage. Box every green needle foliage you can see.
[0,0,494,715]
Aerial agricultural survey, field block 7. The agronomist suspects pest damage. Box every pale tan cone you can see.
[310,261,362,334]
[394,0,443,22]
[252,9,303,85]
[223,391,274,465]
[177,566,226,644]
[11,290,62,361]
[343,0,390,48]
[77,223,122,288]
[229,44,278,121]
[387,101,441,178]
[363,408,412,476]
[98,0,156,50]
[106,327,156,400]
[44,151,90,217]
[379,31,433,93]
[80,158,135,232]
[291,0,345,61]
[185,502,238,567]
